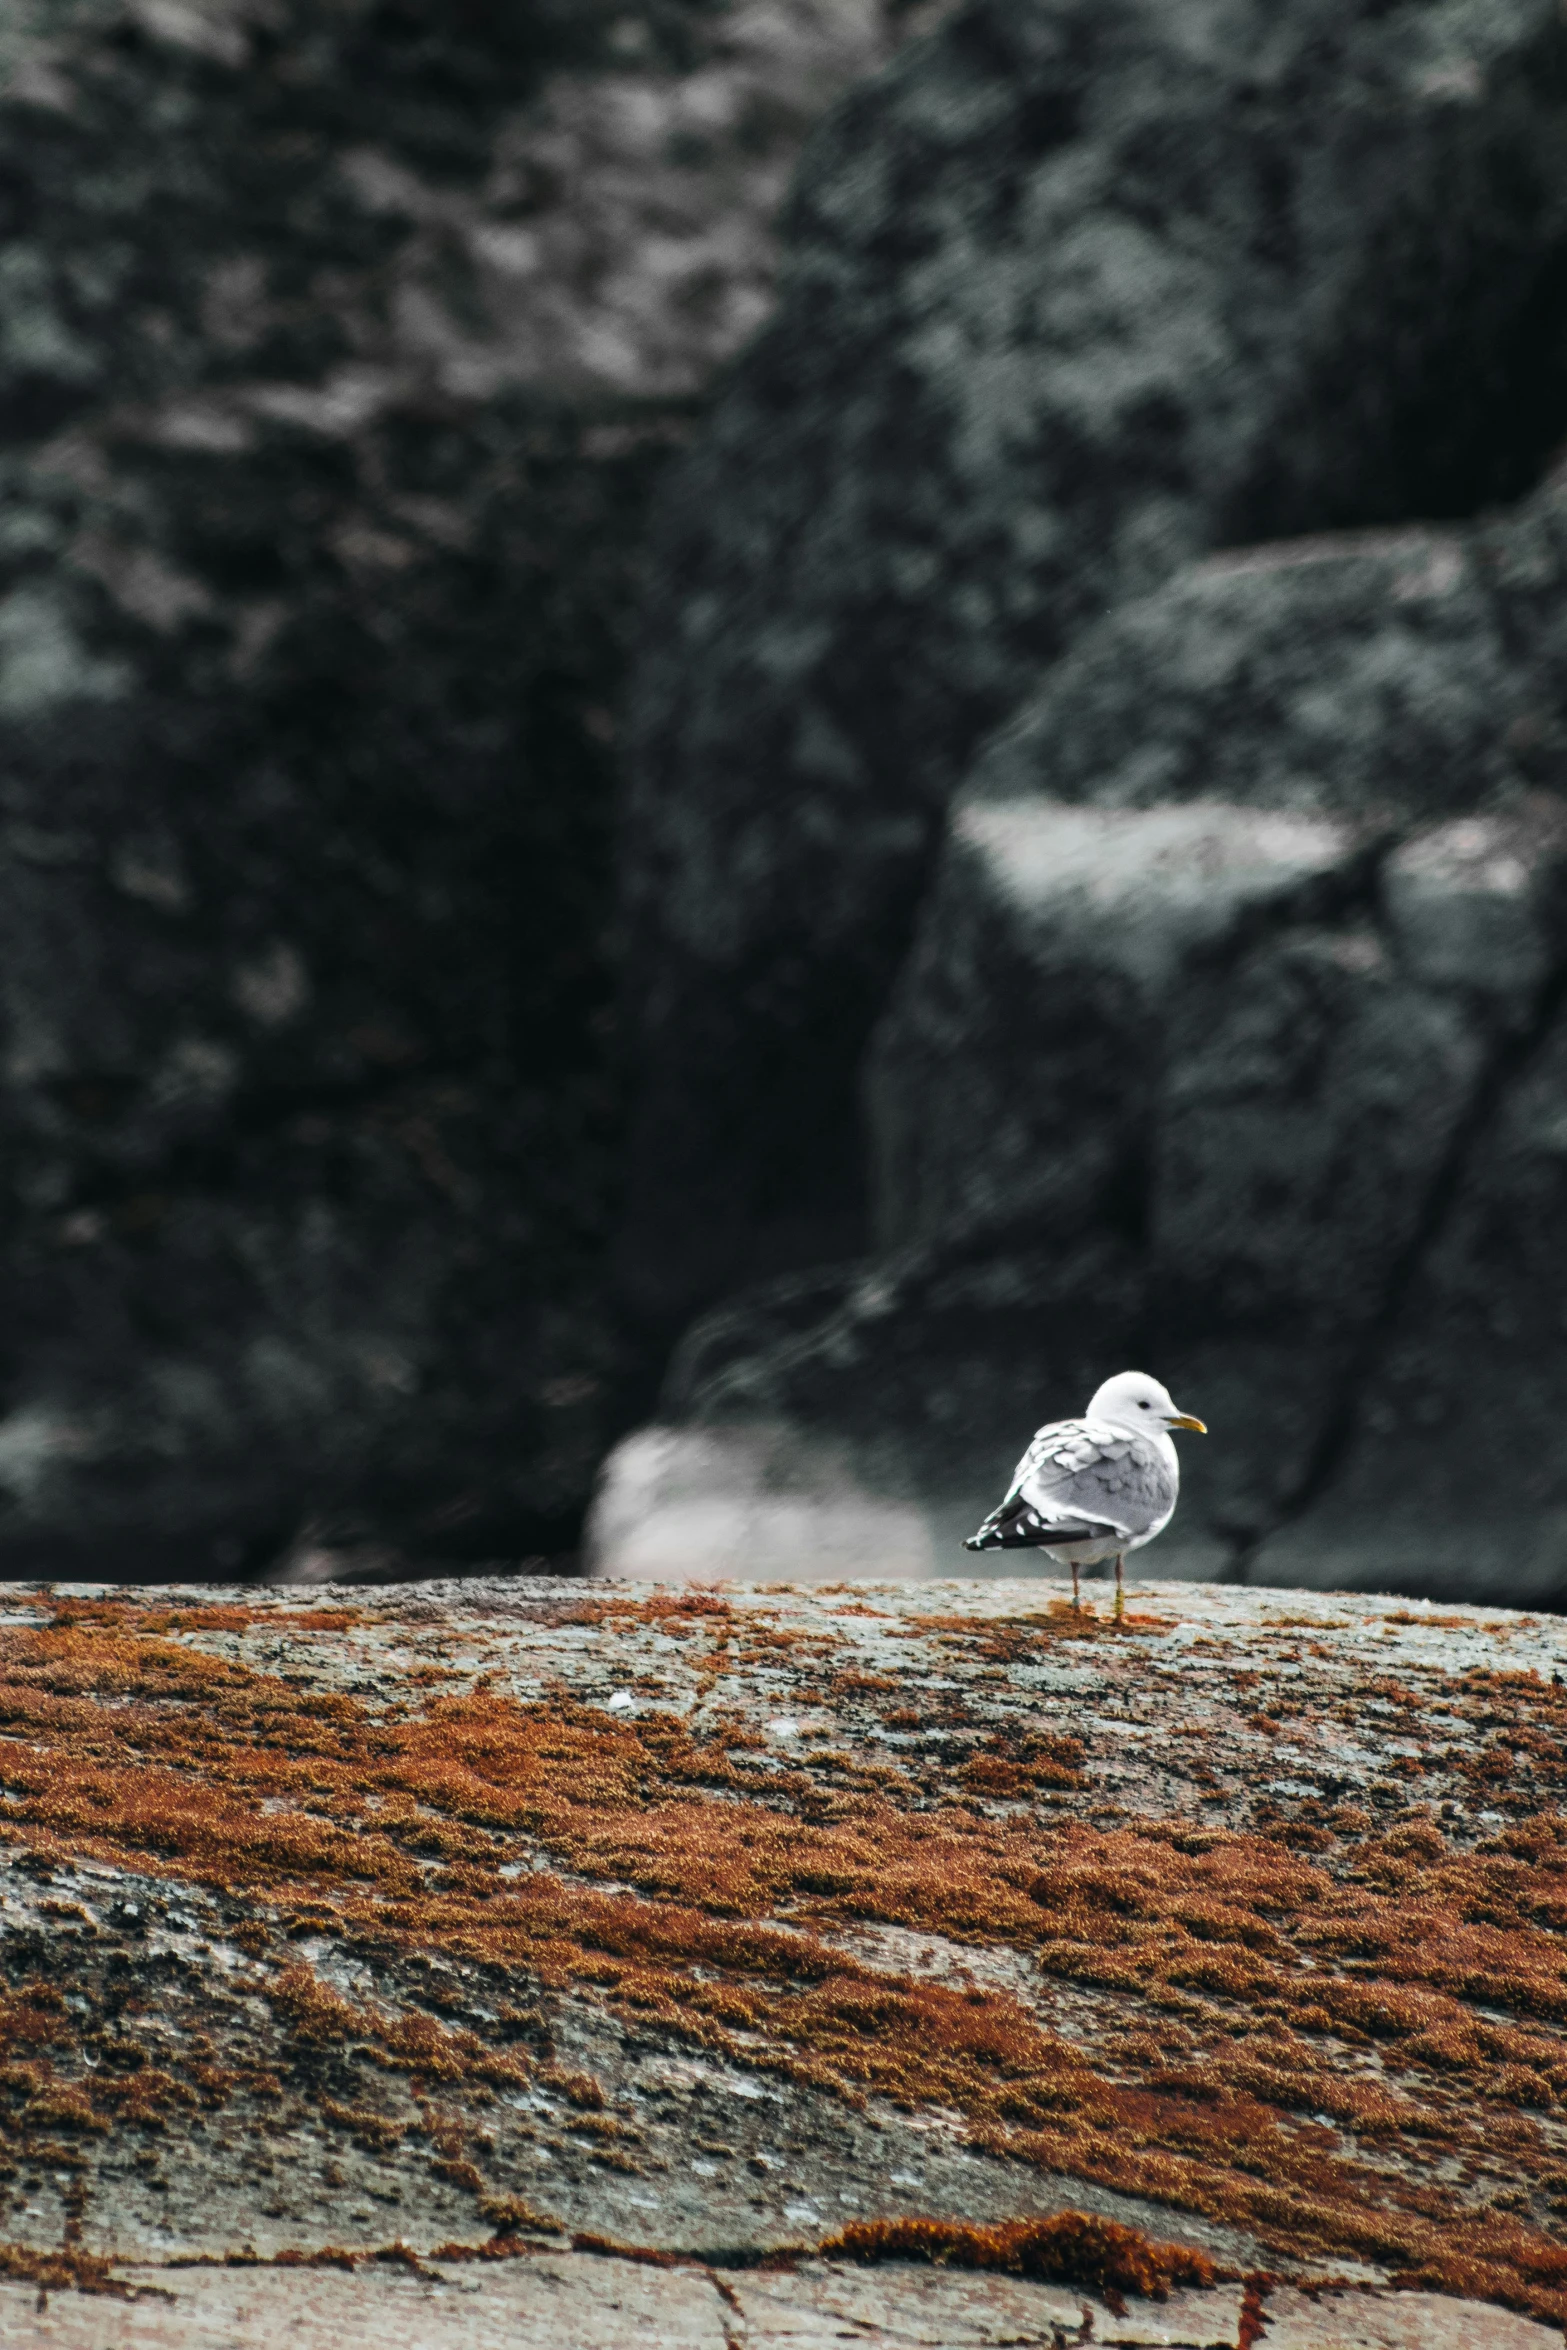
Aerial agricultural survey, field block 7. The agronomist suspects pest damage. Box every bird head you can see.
[1087,1369,1206,1436]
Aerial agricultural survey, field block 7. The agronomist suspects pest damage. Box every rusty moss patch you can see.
[820,2211,1220,2312]
[4,1590,1567,2318]
[0,2241,148,2298]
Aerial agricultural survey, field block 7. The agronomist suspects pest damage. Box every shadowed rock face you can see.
[643,488,1567,1596]
[613,0,1567,1599]
[0,0,899,1577]
[621,0,1567,1335]
[4,1575,1567,2347]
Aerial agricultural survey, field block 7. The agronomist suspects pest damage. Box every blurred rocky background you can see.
[0,0,905,1578]
[4,0,1567,1600]
[607,0,1567,1603]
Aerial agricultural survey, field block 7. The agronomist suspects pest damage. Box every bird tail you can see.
[964,1500,1041,1552]
[963,1502,1120,1553]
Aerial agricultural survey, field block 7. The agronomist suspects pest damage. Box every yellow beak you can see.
[1168,1413,1207,1433]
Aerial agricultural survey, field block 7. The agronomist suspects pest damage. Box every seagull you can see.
[964,1371,1206,1620]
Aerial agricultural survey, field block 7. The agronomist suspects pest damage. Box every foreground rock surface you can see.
[1,2261,1558,2349]
[4,1577,1567,2342]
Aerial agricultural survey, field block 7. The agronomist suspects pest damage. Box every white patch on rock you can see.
[0,586,128,717]
[232,942,310,1028]
[584,1421,938,1584]
[954,798,1363,994]
[152,1036,239,1107]
[112,839,191,912]
[124,0,252,68]
[0,1402,102,1504]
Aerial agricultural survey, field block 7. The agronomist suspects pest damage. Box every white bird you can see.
[964,1370,1206,1620]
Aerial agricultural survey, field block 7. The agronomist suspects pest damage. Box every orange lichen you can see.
[478,2195,563,2237]
[915,1604,1178,1657]
[8,1598,1567,2318]
[565,1593,735,1637]
[820,2211,1220,2311]
[163,2235,547,2274]
[43,1600,365,1640]
[0,1973,247,2168]
[961,1729,1086,1797]
[1237,2277,1271,2349]
[319,2098,408,2154]
[542,2067,605,2110]
[568,2230,681,2266]
[0,2242,145,2299]
[265,1967,530,2093]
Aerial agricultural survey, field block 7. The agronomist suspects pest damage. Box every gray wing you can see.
[1009,1416,1175,1543]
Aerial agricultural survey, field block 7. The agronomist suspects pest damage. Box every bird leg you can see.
[1071,1560,1081,1612]
[1113,1553,1125,1624]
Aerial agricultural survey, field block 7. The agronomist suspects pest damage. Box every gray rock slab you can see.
[3,1571,1567,2350]
[965,525,1526,828]
[1257,2285,1563,2349]
[727,2261,1247,2345]
[7,2265,1559,2348]
[0,2258,731,2350]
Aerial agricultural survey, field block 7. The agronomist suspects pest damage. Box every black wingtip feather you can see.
[963,1505,1122,1554]
[964,1515,1047,1551]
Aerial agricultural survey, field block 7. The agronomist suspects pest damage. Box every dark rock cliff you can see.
[613,0,1567,1600]
[0,0,893,1577]
[655,489,1567,1595]
[622,0,1567,1336]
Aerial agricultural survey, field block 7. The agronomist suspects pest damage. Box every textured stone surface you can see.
[0,0,901,1576]
[0,2260,734,2350]
[1258,2285,1562,2348]
[12,2263,1555,2349]
[621,0,1567,1331]
[7,2264,1546,2349]
[6,1576,1567,2339]
[724,2261,1246,2346]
